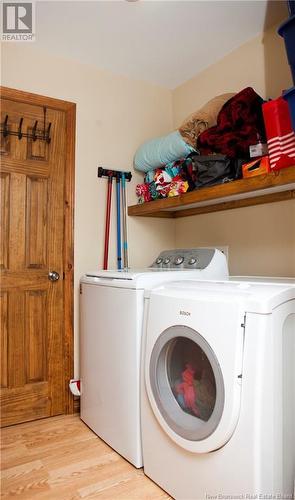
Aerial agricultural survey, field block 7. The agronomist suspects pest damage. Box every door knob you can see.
[48,271,60,282]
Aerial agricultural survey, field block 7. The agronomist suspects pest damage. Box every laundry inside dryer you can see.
[149,324,225,441]
[168,337,216,422]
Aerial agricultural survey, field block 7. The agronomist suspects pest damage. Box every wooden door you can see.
[0,88,75,427]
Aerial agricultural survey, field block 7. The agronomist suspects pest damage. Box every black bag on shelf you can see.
[191,154,244,188]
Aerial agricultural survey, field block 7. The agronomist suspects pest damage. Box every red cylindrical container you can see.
[262,97,295,170]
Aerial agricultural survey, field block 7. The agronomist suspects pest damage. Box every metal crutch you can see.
[115,172,122,270]
[103,171,113,270]
[121,172,129,270]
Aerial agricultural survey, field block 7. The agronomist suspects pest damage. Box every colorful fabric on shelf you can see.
[165,161,182,179]
[168,176,189,197]
[143,161,182,185]
[154,168,173,196]
[136,158,195,203]
[135,183,151,204]
[149,182,160,200]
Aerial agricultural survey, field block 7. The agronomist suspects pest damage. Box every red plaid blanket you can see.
[197,87,265,158]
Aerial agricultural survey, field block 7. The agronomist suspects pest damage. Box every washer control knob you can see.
[188,258,197,265]
[156,258,162,265]
[163,257,170,265]
[174,256,184,265]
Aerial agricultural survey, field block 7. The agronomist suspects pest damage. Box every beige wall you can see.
[1,43,174,375]
[172,24,295,277]
[173,24,292,125]
[176,202,295,277]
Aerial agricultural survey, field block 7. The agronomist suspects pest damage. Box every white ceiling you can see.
[35,1,287,89]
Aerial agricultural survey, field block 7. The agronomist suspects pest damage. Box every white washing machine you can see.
[80,248,228,468]
[141,280,295,499]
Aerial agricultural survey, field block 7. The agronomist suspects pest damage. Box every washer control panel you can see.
[150,248,216,269]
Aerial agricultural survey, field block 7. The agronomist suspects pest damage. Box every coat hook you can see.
[18,117,23,140]
[43,106,46,140]
[46,122,51,144]
[32,120,38,141]
[3,115,9,138]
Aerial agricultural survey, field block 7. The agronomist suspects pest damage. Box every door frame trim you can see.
[1,86,76,414]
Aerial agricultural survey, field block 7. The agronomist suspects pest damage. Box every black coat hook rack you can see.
[0,113,52,143]
[97,167,132,181]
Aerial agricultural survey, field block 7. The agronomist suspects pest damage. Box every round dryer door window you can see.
[149,326,225,441]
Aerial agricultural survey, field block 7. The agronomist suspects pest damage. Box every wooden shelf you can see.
[128,165,295,218]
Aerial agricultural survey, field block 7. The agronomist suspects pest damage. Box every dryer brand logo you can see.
[1,2,35,41]
[179,310,191,316]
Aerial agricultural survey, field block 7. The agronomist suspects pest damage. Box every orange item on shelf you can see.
[242,156,270,178]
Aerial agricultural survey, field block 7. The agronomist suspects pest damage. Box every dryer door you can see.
[145,299,245,453]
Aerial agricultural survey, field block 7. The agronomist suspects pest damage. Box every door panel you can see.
[0,94,69,426]
[0,291,8,388]
[0,173,10,270]
[25,290,47,383]
[26,177,48,268]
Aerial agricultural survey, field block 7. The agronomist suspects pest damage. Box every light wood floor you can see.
[1,414,171,499]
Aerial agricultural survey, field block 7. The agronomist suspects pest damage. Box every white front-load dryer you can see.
[141,280,295,499]
[80,248,228,468]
